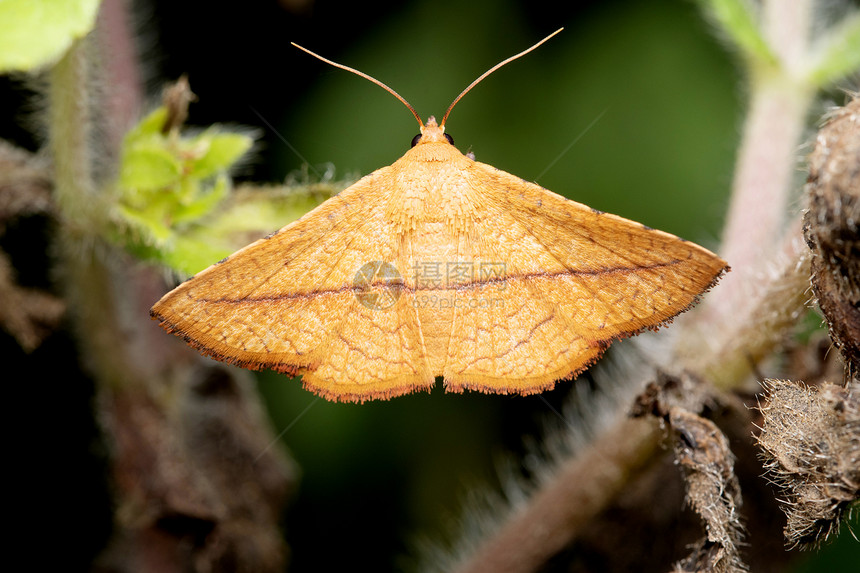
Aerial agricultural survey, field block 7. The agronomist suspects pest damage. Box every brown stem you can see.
[46,2,296,570]
[453,418,662,573]
[686,224,811,389]
[97,0,143,159]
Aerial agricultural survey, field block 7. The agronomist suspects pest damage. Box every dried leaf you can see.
[669,407,747,573]
[0,140,53,231]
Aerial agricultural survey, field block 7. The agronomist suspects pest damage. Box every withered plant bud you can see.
[757,379,860,548]
[161,75,196,134]
[803,95,860,378]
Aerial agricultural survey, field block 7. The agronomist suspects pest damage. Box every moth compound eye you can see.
[444,133,454,145]
[411,134,422,147]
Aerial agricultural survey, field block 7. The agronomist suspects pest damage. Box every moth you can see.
[151,30,728,402]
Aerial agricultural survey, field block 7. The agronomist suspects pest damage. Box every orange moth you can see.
[151,30,728,402]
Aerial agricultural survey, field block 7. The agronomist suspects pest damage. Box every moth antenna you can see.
[440,28,563,128]
[291,42,424,128]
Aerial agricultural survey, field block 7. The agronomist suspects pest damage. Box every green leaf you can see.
[0,0,101,72]
[189,132,253,180]
[160,234,233,277]
[172,175,231,224]
[201,184,340,239]
[806,12,860,88]
[120,144,182,191]
[696,0,777,71]
[116,204,172,244]
[126,107,169,141]
[111,98,262,271]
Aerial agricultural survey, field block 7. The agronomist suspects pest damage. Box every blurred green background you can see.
[4,0,859,571]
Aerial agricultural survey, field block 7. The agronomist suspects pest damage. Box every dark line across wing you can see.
[197,258,684,304]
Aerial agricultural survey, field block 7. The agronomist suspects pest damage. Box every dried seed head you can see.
[756,379,860,548]
[803,95,860,378]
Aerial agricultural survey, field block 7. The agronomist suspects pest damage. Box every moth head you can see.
[411,117,454,147]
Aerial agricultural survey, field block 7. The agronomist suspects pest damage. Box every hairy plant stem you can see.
[709,77,813,335]
[98,0,143,158]
[49,38,136,389]
[49,39,102,231]
[48,10,292,571]
[708,0,813,327]
[453,418,663,573]
[690,228,811,388]
[693,0,815,390]
[50,34,167,390]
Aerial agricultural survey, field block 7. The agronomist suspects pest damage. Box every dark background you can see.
[4,0,859,571]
